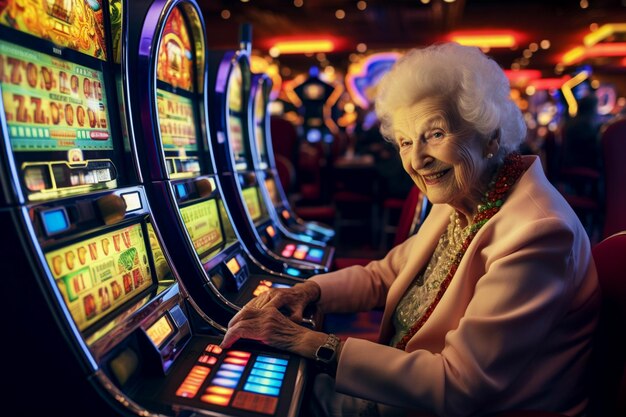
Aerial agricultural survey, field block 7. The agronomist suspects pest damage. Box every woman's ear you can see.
[485,129,501,157]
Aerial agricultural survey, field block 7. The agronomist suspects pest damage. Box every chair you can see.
[600,118,626,239]
[333,186,429,270]
[587,231,626,417]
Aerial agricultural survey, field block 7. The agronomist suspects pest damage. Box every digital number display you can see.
[180,199,224,257]
[0,40,113,152]
[156,89,198,152]
[146,314,174,348]
[46,223,152,331]
[226,257,240,275]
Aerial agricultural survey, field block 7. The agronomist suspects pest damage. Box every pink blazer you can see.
[312,156,600,416]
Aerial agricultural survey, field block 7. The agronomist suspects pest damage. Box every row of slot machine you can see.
[2,1,336,416]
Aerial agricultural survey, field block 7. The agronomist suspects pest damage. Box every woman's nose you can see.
[410,141,430,171]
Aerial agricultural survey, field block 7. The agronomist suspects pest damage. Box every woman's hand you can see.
[220,304,327,359]
[245,281,321,323]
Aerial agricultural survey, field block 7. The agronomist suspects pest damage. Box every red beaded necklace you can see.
[395,153,525,351]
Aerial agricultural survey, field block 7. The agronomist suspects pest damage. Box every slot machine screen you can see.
[0,40,119,201]
[179,199,224,259]
[45,223,153,332]
[0,0,108,60]
[253,86,268,165]
[155,6,200,178]
[241,186,262,222]
[228,63,247,170]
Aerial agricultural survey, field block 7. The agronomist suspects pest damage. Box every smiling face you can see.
[392,97,496,220]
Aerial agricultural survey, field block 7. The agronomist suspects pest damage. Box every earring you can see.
[486,153,494,159]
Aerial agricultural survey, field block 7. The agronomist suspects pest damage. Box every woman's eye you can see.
[428,131,445,141]
[400,139,412,147]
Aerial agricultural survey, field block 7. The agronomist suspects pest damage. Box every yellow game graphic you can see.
[46,224,152,331]
[0,0,107,60]
[146,222,172,282]
[156,6,193,91]
[0,40,112,151]
[180,199,224,256]
[242,186,262,221]
[108,0,122,64]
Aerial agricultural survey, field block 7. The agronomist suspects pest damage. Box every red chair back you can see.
[393,186,430,247]
[270,116,299,161]
[588,231,626,416]
[601,118,626,239]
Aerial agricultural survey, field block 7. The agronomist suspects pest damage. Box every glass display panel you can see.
[253,86,267,163]
[155,5,200,179]
[146,221,172,282]
[156,6,193,92]
[228,63,242,113]
[241,186,262,222]
[109,0,122,65]
[228,114,245,167]
[180,199,224,257]
[156,88,199,177]
[46,223,153,332]
[0,40,112,151]
[0,0,107,60]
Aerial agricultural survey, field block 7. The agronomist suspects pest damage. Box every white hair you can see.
[375,42,526,158]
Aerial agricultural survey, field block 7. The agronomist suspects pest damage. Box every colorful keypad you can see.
[175,344,288,415]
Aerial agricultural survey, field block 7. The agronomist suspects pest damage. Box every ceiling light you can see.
[584,23,626,47]
[269,39,335,54]
[449,31,519,48]
[562,71,589,116]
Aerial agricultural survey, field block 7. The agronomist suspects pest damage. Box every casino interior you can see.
[3,1,626,416]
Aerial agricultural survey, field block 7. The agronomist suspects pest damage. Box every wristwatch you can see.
[314,334,341,375]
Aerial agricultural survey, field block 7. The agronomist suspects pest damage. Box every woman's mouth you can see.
[422,169,451,185]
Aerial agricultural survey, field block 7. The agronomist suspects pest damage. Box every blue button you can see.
[256,356,289,366]
[244,383,280,396]
[308,248,324,258]
[250,369,284,379]
[247,376,283,387]
[285,267,301,277]
[253,362,287,372]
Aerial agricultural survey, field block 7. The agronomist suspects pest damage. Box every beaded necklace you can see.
[395,153,525,351]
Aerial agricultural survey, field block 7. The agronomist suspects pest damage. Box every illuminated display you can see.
[228,63,243,112]
[264,178,280,206]
[156,88,199,177]
[0,40,112,152]
[228,114,245,164]
[146,222,171,281]
[254,87,267,162]
[265,225,276,238]
[0,0,107,60]
[109,0,122,64]
[146,314,174,347]
[46,223,152,331]
[225,257,240,275]
[241,187,261,221]
[156,6,193,91]
[180,199,224,257]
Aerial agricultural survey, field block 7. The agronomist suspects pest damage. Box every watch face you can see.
[317,345,335,362]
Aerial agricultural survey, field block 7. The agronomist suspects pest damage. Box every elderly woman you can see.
[221,43,600,417]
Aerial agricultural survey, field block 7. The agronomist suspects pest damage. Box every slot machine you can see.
[208,31,335,276]
[124,0,311,314]
[249,72,335,244]
[0,1,306,416]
